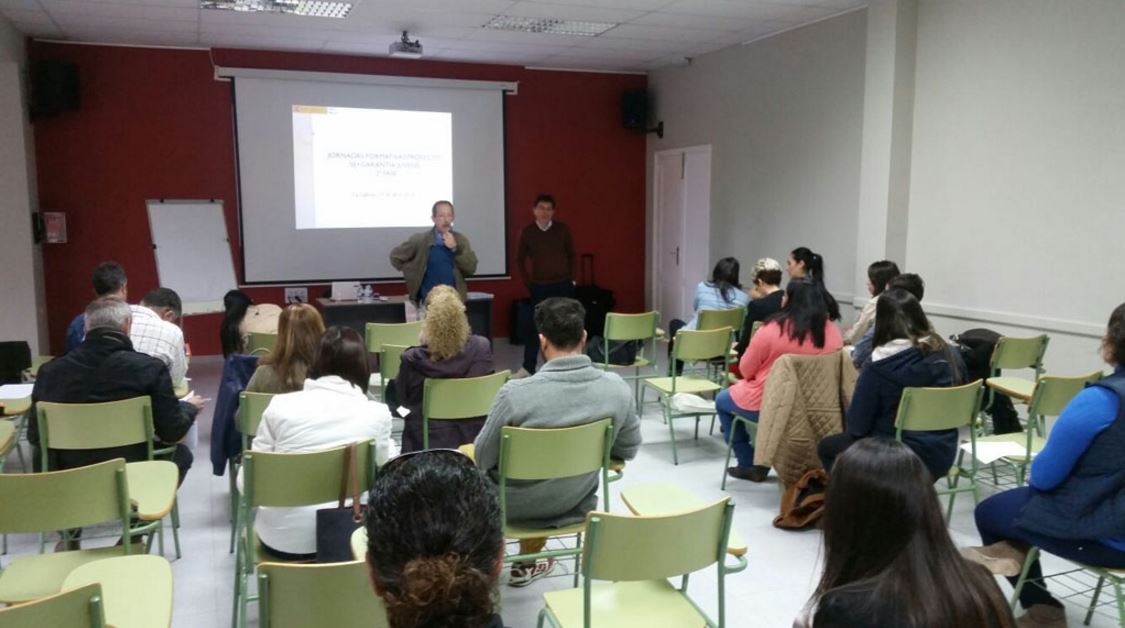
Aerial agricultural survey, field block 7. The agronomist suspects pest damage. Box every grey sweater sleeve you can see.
[473,384,512,471]
[610,389,642,461]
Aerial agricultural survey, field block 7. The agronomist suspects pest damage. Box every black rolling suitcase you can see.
[574,254,615,337]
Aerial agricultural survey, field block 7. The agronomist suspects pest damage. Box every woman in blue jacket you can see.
[817,288,965,481]
[962,303,1125,627]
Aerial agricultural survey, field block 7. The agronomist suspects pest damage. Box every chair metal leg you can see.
[1010,547,1039,608]
[665,402,679,465]
[170,501,182,559]
[721,424,736,490]
[1085,576,1105,626]
[709,414,716,436]
[693,416,700,441]
[1112,579,1125,628]
[572,532,582,588]
[228,462,238,554]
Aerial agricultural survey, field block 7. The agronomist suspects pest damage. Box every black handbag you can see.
[315,442,366,563]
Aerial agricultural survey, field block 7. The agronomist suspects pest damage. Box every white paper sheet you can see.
[963,440,1031,464]
[0,384,33,400]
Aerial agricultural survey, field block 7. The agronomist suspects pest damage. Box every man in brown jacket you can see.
[516,194,576,377]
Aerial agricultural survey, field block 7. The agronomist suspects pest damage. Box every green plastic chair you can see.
[0,582,106,628]
[597,312,661,410]
[499,419,614,585]
[697,307,746,340]
[364,321,422,355]
[1011,549,1125,626]
[258,560,390,628]
[228,391,276,554]
[977,370,1103,487]
[232,440,377,628]
[983,335,1049,429]
[894,380,985,521]
[642,327,731,465]
[23,355,53,381]
[60,554,174,628]
[537,496,744,628]
[0,421,13,470]
[421,370,510,450]
[247,332,278,356]
[0,458,139,604]
[37,397,181,558]
[376,344,409,402]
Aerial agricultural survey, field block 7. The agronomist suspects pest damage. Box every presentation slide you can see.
[292,106,452,230]
[234,73,507,282]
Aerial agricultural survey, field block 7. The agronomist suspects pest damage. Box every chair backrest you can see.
[423,370,510,421]
[247,332,278,355]
[500,419,611,481]
[0,583,106,628]
[748,320,764,342]
[379,344,409,382]
[26,355,53,380]
[894,380,985,433]
[583,497,733,582]
[258,560,389,628]
[365,321,422,354]
[697,308,745,338]
[990,334,1049,374]
[243,440,376,509]
[37,397,154,470]
[0,458,131,539]
[238,392,274,451]
[604,312,659,342]
[1030,370,1105,418]
[672,327,732,363]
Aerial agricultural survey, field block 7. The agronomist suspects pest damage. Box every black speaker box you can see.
[30,60,80,119]
[622,88,647,131]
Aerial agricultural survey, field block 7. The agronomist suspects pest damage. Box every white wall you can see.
[646,11,868,309]
[0,15,46,354]
[906,0,1124,374]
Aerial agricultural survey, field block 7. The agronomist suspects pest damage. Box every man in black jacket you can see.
[30,297,204,484]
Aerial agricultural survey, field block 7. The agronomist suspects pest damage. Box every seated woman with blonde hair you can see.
[245,303,325,394]
[396,285,494,451]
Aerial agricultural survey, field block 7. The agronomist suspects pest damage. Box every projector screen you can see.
[231,71,510,283]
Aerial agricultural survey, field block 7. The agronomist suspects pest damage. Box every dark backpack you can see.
[586,336,639,366]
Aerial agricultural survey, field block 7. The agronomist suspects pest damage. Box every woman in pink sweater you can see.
[717,278,843,482]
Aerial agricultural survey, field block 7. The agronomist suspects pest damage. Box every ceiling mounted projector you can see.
[389,31,423,59]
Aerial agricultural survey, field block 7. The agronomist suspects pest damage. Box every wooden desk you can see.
[317,293,494,341]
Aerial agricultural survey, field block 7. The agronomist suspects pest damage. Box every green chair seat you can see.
[620,483,747,557]
[0,421,13,456]
[643,376,721,395]
[506,522,587,541]
[0,544,142,604]
[60,555,173,628]
[125,461,178,520]
[1,396,31,416]
[542,580,708,628]
[986,376,1036,402]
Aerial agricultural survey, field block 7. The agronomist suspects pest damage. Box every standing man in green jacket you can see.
[389,200,478,306]
[516,194,576,377]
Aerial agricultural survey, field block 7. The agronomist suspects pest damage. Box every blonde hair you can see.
[422,286,470,361]
[261,303,325,390]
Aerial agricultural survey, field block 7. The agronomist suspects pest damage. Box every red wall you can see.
[30,43,647,355]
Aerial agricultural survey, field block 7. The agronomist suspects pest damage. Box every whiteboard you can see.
[146,200,237,315]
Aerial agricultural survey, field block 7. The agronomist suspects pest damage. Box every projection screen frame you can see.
[221,66,517,286]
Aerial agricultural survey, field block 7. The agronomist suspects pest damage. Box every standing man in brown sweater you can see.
[516,194,576,377]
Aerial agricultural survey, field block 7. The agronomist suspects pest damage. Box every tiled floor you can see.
[3,341,1119,627]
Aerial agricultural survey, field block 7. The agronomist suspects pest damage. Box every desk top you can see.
[318,292,493,307]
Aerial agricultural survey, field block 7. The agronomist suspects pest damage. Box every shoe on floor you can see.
[959,541,1027,577]
[727,465,770,482]
[509,558,556,588]
[1016,603,1067,628]
[512,368,532,380]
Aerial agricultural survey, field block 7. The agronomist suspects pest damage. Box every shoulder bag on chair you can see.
[316,442,366,563]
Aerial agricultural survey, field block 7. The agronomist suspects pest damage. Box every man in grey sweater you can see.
[474,297,642,587]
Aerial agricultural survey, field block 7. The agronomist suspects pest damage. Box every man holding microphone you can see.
[390,200,478,306]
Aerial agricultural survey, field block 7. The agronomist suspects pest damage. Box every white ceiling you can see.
[0,0,866,72]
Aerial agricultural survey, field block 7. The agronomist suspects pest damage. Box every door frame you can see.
[651,144,712,324]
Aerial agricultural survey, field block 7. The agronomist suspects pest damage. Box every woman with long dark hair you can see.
[817,289,964,481]
[717,278,843,482]
[800,438,1014,627]
[844,259,901,345]
[788,247,841,322]
[366,450,505,628]
[666,257,750,373]
[219,289,282,356]
[963,303,1125,627]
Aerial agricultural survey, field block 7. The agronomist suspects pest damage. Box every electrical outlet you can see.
[284,287,308,304]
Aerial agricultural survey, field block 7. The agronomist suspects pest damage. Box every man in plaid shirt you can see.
[130,288,188,387]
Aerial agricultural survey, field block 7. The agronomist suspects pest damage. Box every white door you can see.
[654,151,686,323]
[653,146,711,327]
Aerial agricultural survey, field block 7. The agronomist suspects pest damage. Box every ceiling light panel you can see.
[482,15,617,37]
[201,0,352,19]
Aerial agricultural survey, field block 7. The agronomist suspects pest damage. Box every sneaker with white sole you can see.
[508,558,556,587]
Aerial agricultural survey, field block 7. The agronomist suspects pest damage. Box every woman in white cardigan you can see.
[247,326,398,559]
